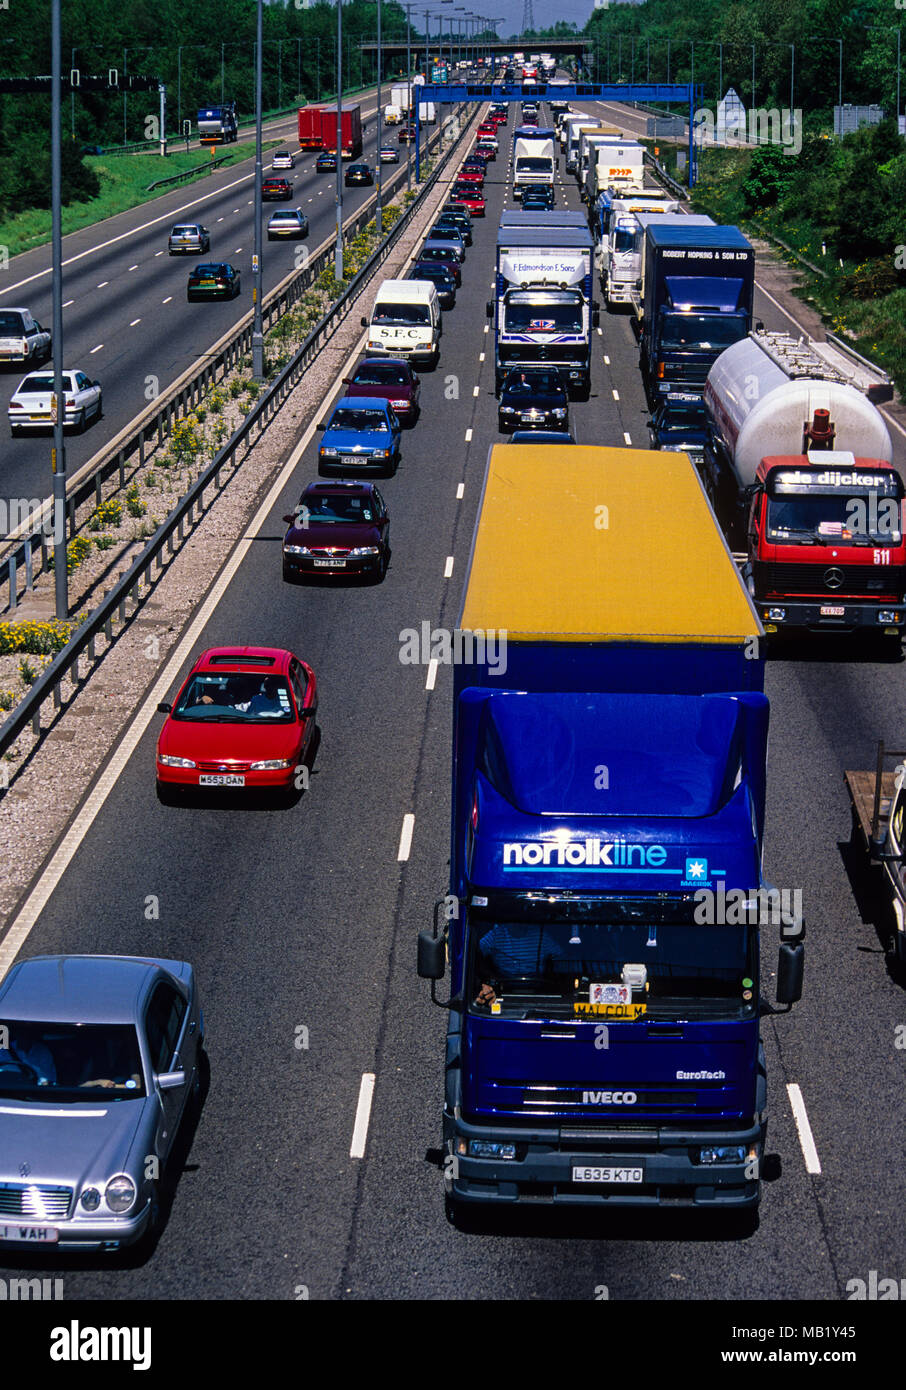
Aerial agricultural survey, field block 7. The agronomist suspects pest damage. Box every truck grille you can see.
[507,1081,728,1116]
[759,562,905,596]
[0,1182,72,1218]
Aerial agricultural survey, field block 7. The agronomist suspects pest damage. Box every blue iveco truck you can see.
[632,219,755,415]
[418,444,804,1223]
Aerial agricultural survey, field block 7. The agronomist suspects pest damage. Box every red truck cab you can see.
[745,441,906,638]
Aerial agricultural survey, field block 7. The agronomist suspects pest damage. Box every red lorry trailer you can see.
[298,104,363,158]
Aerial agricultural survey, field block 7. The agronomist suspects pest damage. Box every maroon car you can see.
[342,358,421,425]
[451,183,486,215]
[283,481,390,583]
[262,178,293,200]
[414,245,462,285]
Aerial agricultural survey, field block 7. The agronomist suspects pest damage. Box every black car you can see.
[345,162,374,186]
[409,263,457,309]
[316,151,337,172]
[187,262,241,301]
[414,244,461,285]
[437,210,473,245]
[520,183,554,210]
[262,178,293,200]
[498,367,569,432]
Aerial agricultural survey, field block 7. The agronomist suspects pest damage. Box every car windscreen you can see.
[504,371,565,394]
[171,226,198,236]
[413,267,451,282]
[353,364,409,385]
[328,408,389,432]
[19,375,73,392]
[172,673,295,721]
[504,297,583,334]
[0,1023,147,1100]
[419,247,453,261]
[766,493,902,544]
[372,303,430,325]
[302,495,375,523]
[0,312,25,332]
[660,312,747,350]
[468,898,757,1020]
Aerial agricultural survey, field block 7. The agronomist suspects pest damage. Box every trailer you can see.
[844,743,906,964]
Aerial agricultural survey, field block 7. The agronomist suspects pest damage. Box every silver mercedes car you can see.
[0,954,204,1253]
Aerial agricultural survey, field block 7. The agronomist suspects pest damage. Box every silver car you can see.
[0,954,204,1252]
[168,223,211,255]
[267,208,310,240]
[271,150,296,169]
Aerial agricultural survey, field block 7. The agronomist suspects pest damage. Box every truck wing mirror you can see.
[485,300,493,317]
[360,316,368,328]
[755,320,765,332]
[417,929,446,981]
[776,941,804,1007]
[592,304,600,327]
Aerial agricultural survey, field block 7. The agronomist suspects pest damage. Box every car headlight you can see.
[79,1187,101,1212]
[159,755,197,768]
[372,449,390,458]
[349,546,380,556]
[284,545,312,556]
[552,408,567,418]
[390,399,409,408]
[320,447,338,457]
[105,1174,136,1214]
[250,758,294,770]
[501,406,516,414]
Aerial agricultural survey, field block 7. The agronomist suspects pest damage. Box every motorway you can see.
[2,95,906,1302]
[0,91,426,515]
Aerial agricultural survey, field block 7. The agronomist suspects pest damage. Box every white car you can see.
[8,369,102,436]
[271,150,296,169]
[0,308,51,366]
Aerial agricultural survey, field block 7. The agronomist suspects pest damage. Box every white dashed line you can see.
[62,299,74,308]
[216,217,224,223]
[128,264,138,271]
[603,354,610,365]
[444,556,454,578]
[596,326,603,336]
[426,658,438,691]
[464,427,472,442]
[483,323,489,333]
[787,1084,821,1174]
[472,385,479,397]
[89,343,103,354]
[162,296,172,305]
[350,1073,376,1159]
[612,389,620,401]
[96,281,108,288]
[397,813,415,862]
[479,351,485,362]
[456,482,465,499]
[130,318,141,326]
[623,431,632,445]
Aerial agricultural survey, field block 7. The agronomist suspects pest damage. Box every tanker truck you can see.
[703,330,906,639]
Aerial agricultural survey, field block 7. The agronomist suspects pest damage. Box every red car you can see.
[457,166,484,186]
[475,142,496,161]
[451,183,486,215]
[156,646,317,801]
[262,178,293,200]
[342,357,421,425]
[477,122,496,137]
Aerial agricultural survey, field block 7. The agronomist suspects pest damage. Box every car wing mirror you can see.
[157,702,172,714]
[157,1070,186,1091]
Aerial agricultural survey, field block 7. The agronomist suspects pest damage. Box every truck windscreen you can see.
[467,897,757,1021]
[515,157,553,172]
[766,493,902,544]
[504,295,583,333]
[660,313,747,350]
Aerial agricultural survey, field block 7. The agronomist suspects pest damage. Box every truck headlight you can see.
[552,407,567,418]
[878,610,900,623]
[367,340,382,349]
[105,1174,136,1214]
[159,755,196,768]
[468,1140,516,1159]
[697,1146,747,1165]
[765,607,786,622]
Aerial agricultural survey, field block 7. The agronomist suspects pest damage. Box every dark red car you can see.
[474,142,496,161]
[451,183,486,215]
[262,178,293,200]
[156,646,317,800]
[414,245,462,285]
[283,481,390,584]
[342,358,421,425]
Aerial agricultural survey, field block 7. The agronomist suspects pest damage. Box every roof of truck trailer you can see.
[645,223,752,250]
[496,226,593,249]
[459,446,760,643]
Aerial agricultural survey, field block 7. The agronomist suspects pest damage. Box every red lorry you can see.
[297,104,363,159]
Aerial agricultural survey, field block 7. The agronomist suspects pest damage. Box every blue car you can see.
[317,395,401,477]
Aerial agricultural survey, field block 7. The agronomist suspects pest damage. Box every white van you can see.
[361,278,441,369]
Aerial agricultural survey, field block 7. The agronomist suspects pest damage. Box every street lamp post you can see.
[252,0,264,378]
[376,0,383,233]
[52,0,67,616]
[335,0,344,279]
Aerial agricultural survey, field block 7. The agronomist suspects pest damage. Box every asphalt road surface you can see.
[2,98,906,1304]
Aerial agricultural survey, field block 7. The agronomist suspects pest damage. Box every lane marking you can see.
[96,280,108,288]
[623,431,632,445]
[603,354,610,365]
[612,388,620,401]
[128,264,138,271]
[456,482,465,499]
[350,1072,376,1159]
[787,1083,821,1174]
[426,658,438,691]
[130,318,141,326]
[0,322,373,978]
[464,427,472,442]
[478,351,485,361]
[444,556,454,578]
[62,299,74,308]
[397,813,415,862]
[161,296,172,305]
[472,385,479,397]
[89,343,103,354]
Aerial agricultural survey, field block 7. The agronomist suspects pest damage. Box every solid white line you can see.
[623,431,632,445]
[130,318,141,326]
[0,323,372,978]
[464,427,472,442]
[787,1083,821,1174]
[397,813,415,862]
[350,1072,376,1159]
[426,658,438,691]
[444,556,454,578]
[161,296,172,305]
[456,482,465,499]
[89,344,103,354]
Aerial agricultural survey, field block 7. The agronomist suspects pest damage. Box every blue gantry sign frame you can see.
[413,82,703,187]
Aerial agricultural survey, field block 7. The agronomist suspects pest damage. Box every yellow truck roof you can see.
[459,446,761,644]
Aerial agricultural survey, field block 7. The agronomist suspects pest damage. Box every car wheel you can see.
[94,393,103,422]
[283,561,300,585]
[74,409,86,434]
[10,425,22,438]
[131,1181,163,1259]
[156,780,182,807]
